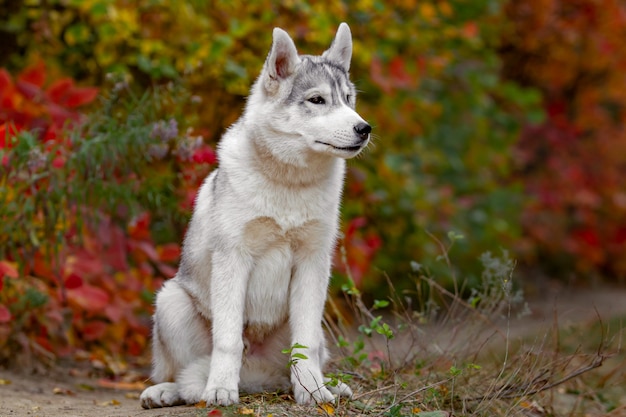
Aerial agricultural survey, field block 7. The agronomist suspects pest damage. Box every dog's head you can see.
[248,23,371,162]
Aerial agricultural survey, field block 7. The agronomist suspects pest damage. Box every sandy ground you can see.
[1,283,625,417]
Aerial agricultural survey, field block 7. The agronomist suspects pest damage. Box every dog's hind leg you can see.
[140,279,212,408]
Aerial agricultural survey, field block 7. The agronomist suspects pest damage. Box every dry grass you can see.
[178,248,626,417]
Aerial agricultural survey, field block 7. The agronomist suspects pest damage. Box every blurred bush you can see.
[0,62,213,366]
[501,0,626,279]
[1,0,543,296]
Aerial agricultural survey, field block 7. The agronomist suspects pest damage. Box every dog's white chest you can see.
[242,217,326,331]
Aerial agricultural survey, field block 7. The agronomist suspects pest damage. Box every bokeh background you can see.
[1,0,625,366]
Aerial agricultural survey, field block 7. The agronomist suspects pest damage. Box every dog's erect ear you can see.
[322,22,352,72]
[266,28,301,80]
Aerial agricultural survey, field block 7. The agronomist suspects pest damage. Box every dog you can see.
[140,22,371,409]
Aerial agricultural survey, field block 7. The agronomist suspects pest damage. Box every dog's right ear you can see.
[264,28,301,94]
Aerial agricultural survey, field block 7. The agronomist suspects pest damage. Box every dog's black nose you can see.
[354,122,372,141]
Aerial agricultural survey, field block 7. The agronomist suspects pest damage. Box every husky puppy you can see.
[140,22,371,408]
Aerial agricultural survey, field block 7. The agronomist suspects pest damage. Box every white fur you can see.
[140,22,368,409]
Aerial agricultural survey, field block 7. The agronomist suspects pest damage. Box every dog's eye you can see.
[307,96,325,105]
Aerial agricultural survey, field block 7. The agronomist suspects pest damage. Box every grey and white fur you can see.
[140,22,371,408]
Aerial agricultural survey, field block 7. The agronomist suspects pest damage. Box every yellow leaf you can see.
[238,407,255,415]
[0,379,11,385]
[317,403,335,416]
[419,3,437,21]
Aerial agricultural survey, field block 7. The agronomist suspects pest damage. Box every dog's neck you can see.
[248,134,342,188]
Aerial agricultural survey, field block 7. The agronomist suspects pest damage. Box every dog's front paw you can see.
[140,382,185,409]
[292,365,336,405]
[203,386,239,406]
[293,383,335,405]
[326,379,353,398]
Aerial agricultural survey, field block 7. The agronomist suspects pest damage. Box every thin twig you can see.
[373,378,453,417]
[351,384,397,400]
[465,354,606,401]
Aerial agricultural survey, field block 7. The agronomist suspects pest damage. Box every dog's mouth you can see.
[315,141,363,153]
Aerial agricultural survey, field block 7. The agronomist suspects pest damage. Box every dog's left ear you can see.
[264,28,301,94]
[323,22,353,72]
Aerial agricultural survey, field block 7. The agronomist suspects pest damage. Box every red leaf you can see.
[192,146,217,164]
[46,78,74,103]
[573,228,601,247]
[0,304,11,323]
[0,69,13,99]
[158,243,181,263]
[135,241,159,262]
[64,273,83,289]
[82,320,107,341]
[67,284,110,312]
[52,155,66,168]
[0,260,19,278]
[104,303,124,322]
[128,212,151,240]
[15,80,43,101]
[65,87,99,108]
[18,60,46,88]
[0,123,20,149]
[389,57,409,83]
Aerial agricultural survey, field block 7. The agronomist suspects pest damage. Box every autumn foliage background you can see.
[0,0,625,367]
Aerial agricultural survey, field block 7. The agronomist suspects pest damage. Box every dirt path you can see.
[1,284,625,417]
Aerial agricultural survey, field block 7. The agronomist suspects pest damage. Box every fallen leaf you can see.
[76,383,95,391]
[195,400,207,408]
[317,403,335,416]
[52,387,74,395]
[207,409,223,416]
[97,379,146,390]
[95,399,121,406]
[238,407,255,415]
[125,392,140,399]
[0,378,11,385]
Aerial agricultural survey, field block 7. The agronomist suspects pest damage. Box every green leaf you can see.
[291,353,308,360]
